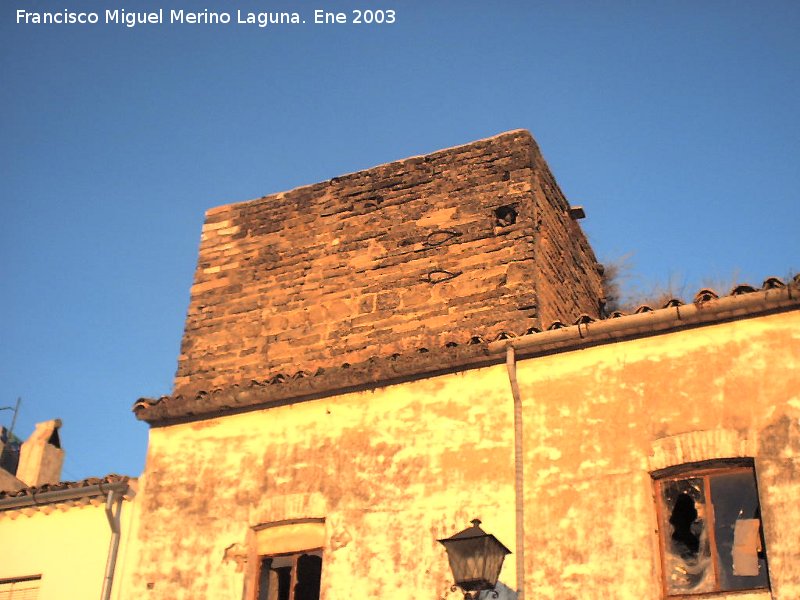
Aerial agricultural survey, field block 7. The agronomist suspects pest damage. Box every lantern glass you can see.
[439,520,511,593]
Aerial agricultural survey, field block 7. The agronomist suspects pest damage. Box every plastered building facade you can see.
[127,285,800,600]
[503,300,800,599]
[0,421,137,600]
[0,478,137,600]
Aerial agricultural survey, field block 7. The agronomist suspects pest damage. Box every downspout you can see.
[100,488,123,600]
[506,346,525,600]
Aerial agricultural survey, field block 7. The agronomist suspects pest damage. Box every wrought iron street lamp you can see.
[438,519,511,599]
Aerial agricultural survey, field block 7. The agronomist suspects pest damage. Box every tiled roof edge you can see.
[135,343,497,425]
[490,275,800,357]
[0,474,135,510]
[133,275,799,425]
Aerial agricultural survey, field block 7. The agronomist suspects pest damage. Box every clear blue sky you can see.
[1,1,798,481]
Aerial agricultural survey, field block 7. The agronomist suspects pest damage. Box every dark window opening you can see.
[494,205,517,227]
[257,552,322,600]
[670,493,700,558]
[654,461,769,596]
[48,428,61,448]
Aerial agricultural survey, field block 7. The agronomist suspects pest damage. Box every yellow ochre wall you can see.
[123,366,519,600]
[0,500,135,600]
[517,309,800,600]
[122,308,799,600]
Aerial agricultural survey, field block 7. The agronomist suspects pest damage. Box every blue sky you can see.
[1,1,798,481]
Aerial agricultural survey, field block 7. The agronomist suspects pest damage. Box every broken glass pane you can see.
[661,478,714,594]
[710,471,769,591]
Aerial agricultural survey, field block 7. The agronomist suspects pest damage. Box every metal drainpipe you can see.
[100,489,122,600]
[506,346,525,600]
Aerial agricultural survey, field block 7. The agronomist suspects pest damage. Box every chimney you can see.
[16,419,64,487]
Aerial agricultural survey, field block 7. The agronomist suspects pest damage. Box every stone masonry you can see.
[174,130,603,396]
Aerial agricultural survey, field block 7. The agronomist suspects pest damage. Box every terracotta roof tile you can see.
[694,288,720,303]
[0,474,131,501]
[494,331,516,341]
[662,298,684,308]
[730,284,758,295]
[762,276,786,289]
[133,276,799,425]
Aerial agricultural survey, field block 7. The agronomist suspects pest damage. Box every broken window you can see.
[257,551,322,600]
[654,460,769,596]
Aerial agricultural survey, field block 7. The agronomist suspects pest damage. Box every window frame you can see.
[245,518,326,600]
[652,458,770,597]
[0,575,42,600]
[256,548,323,600]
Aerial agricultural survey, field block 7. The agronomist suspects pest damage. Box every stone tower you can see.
[165,130,602,413]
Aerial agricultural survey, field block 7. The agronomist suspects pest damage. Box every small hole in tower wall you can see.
[494,205,517,227]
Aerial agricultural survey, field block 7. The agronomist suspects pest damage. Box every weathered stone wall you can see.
[532,155,603,327]
[174,130,602,395]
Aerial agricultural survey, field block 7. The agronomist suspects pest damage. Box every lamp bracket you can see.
[450,586,499,600]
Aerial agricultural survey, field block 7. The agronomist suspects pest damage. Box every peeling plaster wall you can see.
[123,366,519,600]
[0,501,135,600]
[516,310,800,600]
[125,309,799,600]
